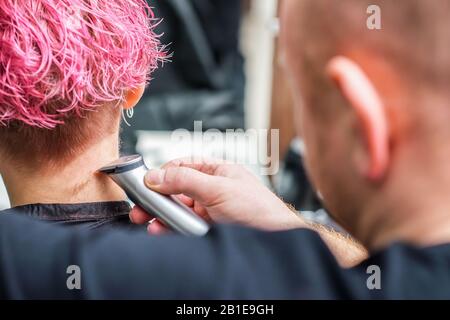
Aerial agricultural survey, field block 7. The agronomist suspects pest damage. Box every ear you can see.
[123,86,145,110]
[326,56,389,181]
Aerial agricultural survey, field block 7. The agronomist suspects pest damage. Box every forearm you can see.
[307,222,368,268]
[275,205,368,268]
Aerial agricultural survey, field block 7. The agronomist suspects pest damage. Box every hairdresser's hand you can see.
[129,158,306,235]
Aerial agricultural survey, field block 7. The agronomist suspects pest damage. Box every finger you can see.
[162,157,252,180]
[193,201,211,222]
[161,157,231,176]
[144,166,224,203]
[147,220,170,235]
[130,205,154,225]
[175,194,194,207]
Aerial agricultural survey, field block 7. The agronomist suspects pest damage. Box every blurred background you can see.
[0,0,325,223]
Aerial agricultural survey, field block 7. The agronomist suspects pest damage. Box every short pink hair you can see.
[0,0,164,128]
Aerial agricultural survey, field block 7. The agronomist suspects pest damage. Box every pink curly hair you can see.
[0,0,164,128]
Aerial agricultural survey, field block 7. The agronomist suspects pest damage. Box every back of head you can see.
[281,0,450,236]
[286,0,450,127]
[0,0,164,167]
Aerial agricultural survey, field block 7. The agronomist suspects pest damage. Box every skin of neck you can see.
[350,137,450,251]
[1,133,127,207]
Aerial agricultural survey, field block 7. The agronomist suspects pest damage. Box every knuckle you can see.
[165,167,188,190]
[162,158,183,169]
[215,163,244,178]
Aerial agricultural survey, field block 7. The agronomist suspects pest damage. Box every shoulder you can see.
[352,242,450,299]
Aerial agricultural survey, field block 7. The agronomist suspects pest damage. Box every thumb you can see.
[144,166,221,203]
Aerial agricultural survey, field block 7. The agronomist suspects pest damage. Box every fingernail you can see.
[145,169,165,186]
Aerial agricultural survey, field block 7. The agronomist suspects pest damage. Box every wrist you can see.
[259,203,308,231]
[282,205,309,229]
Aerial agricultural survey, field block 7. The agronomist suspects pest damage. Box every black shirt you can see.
[0,201,142,231]
[0,213,449,299]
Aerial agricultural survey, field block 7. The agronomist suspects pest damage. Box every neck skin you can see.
[1,134,126,207]
[354,141,450,251]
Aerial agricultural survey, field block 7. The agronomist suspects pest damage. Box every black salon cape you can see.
[0,213,449,299]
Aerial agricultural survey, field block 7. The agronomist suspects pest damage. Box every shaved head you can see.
[281,0,450,146]
[280,0,450,237]
[285,0,450,89]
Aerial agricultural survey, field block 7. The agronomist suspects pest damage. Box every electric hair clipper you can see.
[99,154,210,236]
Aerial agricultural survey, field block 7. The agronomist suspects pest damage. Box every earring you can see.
[122,107,134,127]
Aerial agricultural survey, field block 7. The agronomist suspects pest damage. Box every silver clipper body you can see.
[99,155,210,236]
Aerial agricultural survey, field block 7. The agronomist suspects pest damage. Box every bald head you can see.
[279,0,450,239]
[282,0,450,102]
